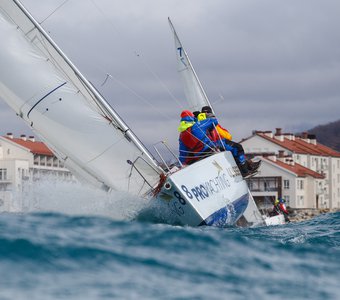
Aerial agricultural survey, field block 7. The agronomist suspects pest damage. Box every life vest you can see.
[207,127,219,142]
[180,127,205,163]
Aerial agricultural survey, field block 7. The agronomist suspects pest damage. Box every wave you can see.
[0,212,339,299]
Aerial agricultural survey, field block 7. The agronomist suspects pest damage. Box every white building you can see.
[241,128,340,209]
[0,133,73,211]
[248,154,325,209]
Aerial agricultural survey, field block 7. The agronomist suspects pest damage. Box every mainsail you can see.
[0,0,163,196]
[168,18,213,114]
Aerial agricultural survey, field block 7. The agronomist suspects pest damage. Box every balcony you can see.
[0,177,12,184]
[247,176,282,193]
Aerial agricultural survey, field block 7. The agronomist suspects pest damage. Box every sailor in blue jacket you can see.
[178,110,257,177]
[178,110,217,165]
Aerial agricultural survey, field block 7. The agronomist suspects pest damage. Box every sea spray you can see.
[9,177,150,221]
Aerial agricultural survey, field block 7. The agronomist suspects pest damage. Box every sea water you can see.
[0,180,339,300]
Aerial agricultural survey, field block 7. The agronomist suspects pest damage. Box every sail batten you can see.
[0,0,163,196]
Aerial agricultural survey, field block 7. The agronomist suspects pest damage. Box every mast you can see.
[0,0,165,194]
[13,0,159,169]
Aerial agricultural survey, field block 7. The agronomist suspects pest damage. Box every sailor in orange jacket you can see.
[199,106,261,176]
[197,112,232,141]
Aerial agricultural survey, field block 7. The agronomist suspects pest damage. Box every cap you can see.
[201,106,212,114]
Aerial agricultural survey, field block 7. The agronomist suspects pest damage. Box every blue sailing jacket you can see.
[178,117,218,164]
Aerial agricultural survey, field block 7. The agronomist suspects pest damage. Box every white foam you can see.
[6,177,151,221]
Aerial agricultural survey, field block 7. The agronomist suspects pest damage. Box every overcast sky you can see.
[1,0,340,151]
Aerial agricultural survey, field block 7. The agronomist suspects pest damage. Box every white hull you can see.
[156,152,249,226]
[264,214,286,226]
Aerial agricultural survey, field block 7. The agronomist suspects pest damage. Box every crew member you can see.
[199,106,260,177]
[271,198,290,222]
[200,106,232,141]
[178,110,217,165]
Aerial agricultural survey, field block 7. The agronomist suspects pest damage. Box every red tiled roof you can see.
[5,137,54,156]
[257,132,340,157]
[263,157,325,179]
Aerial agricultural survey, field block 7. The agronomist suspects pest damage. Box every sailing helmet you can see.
[279,198,285,203]
[274,199,279,205]
[180,110,194,118]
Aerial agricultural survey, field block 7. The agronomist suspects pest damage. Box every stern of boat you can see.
[155,151,250,227]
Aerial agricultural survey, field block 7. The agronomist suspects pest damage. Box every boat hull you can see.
[156,152,250,227]
[264,214,286,226]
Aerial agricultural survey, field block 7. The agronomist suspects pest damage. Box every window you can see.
[283,195,290,206]
[297,195,304,206]
[283,179,290,189]
[264,182,268,191]
[297,179,304,190]
[0,168,7,180]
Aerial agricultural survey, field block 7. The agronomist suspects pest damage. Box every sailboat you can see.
[1,0,250,227]
[168,18,285,226]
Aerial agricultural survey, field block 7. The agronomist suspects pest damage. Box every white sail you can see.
[0,0,163,196]
[168,18,213,114]
[168,18,267,227]
[242,192,265,226]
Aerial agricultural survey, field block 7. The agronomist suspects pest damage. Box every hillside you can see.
[307,119,340,151]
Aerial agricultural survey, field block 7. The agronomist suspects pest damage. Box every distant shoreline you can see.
[288,208,339,223]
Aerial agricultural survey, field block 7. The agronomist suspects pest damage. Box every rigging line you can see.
[210,94,226,106]
[88,0,182,119]
[191,121,219,152]
[39,0,70,25]
[75,72,114,120]
[100,71,174,122]
[213,123,226,151]
[184,125,217,153]
[86,137,126,164]
[133,51,184,110]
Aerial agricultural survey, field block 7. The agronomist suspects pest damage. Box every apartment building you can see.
[241,128,340,209]
[0,133,73,211]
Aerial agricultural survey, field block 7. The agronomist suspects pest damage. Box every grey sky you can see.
[1,0,340,150]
